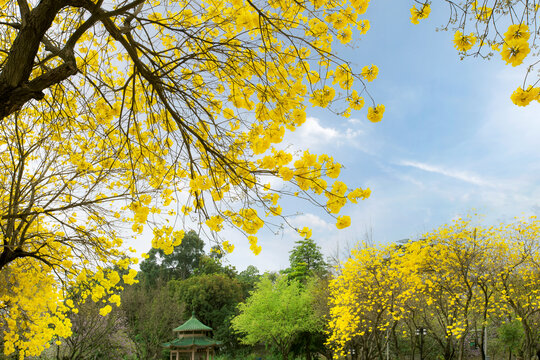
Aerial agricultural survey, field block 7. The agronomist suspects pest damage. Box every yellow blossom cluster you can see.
[471,1,492,21]
[415,1,539,107]
[0,0,388,354]
[410,2,431,24]
[453,30,477,52]
[511,86,540,107]
[328,216,540,355]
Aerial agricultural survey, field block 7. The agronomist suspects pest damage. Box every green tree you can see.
[237,265,261,298]
[121,282,184,360]
[497,320,524,360]
[285,238,327,283]
[231,275,322,360]
[193,254,237,278]
[139,230,205,284]
[285,239,328,360]
[168,273,244,351]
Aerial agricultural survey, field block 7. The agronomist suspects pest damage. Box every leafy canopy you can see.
[0,0,376,355]
[231,275,321,359]
[328,216,540,358]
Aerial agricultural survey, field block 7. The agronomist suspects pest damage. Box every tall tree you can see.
[121,282,184,360]
[169,273,244,351]
[286,238,327,283]
[139,230,205,284]
[231,275,322,360]
[0,0,374,353]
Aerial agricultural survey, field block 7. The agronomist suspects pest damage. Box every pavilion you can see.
[163,312,222,360]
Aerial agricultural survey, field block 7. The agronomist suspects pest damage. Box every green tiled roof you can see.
[162,336,222,348]
[173,314,212,332]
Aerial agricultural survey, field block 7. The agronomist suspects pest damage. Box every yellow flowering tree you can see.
[410,0,540,107]
[0,0,380,356]
[329,217,540,359]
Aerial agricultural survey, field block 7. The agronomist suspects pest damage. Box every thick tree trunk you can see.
[0,0,77,120]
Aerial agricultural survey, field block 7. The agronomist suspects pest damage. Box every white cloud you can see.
[285,117,366,152]
[398,160,493,187]
[290,213,333,231]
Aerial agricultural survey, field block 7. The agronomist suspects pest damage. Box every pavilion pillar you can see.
[191,347,195,360]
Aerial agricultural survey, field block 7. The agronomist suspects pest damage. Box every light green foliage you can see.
[231,275,322,360]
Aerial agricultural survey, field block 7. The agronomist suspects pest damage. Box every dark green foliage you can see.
[168,273,244,351]
[497,320,524,359]
[236,265,261,298]
[285,239,327,283]
[194,255,237,278]
[121,282,184,360]
[139,230,204,284]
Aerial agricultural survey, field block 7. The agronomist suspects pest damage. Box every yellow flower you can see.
[504,24,530,43]
[453,31,476,52]
[327,162,341,179]
[501,38,530,66]
[410,3,430,24]
[361,64,378,82]
[510,86,539,107]
[367,104,385,123]
[299,227,312,238]
[337,27,353,44]
[222,241,235,253]
[309,86,335,107]
[99,305,112,316]
[347,188,370,203]
[358,20,370,34]
[336,215,351,229]
[347,90,364,110]
[475,6,492,21]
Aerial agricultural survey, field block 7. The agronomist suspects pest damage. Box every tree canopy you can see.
[328,216,540,360]
[139,229,205,284]
[231,275,322,360]
[285,238,327,282]
[0,0,373,355]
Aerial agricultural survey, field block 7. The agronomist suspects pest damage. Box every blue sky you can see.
[223,1,540,272]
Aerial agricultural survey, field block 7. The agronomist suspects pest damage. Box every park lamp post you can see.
[416,327,427,360]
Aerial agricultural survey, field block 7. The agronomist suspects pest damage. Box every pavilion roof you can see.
[173,313,213,332]
[162,336,222,348]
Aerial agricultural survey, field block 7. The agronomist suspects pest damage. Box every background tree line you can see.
[3,218,540,360]
[23,232,334,360]
[329,217,540,360]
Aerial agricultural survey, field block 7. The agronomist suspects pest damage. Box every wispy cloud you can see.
[290,213,333,231]
[286,117,366,152]
[398,160,493,187]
